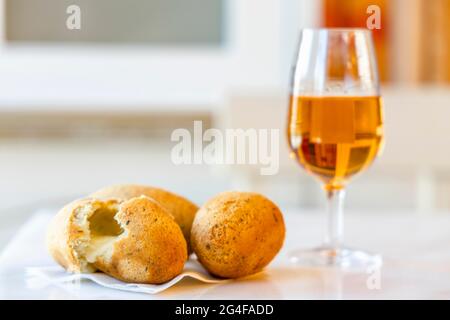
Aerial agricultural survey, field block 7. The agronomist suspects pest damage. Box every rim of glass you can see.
[301,27,372,34]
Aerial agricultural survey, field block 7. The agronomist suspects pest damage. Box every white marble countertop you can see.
[1,210,449,300]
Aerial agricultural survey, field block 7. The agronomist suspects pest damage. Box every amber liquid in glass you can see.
[287,96,384,190]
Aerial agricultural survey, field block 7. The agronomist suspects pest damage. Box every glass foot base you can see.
[289,246,382,271]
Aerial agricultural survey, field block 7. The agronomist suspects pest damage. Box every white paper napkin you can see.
[26,260,228,294]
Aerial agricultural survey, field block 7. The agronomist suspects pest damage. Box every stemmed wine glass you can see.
[287,28,384,268]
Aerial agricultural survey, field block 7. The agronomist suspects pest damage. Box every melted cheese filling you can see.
[85,236,117,263]
[84,205,124,264]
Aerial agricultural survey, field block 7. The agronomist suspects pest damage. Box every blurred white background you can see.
[1,0,450,249]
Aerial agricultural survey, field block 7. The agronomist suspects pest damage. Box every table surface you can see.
[1,210,450,300]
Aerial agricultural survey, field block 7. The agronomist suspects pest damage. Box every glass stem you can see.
[324,188,345,251]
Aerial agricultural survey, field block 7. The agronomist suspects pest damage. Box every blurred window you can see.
[5,0,224,45]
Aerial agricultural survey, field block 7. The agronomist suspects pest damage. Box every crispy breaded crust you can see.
[90,184,198,253]
[191,191,285,278]
[95,196,187,284]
